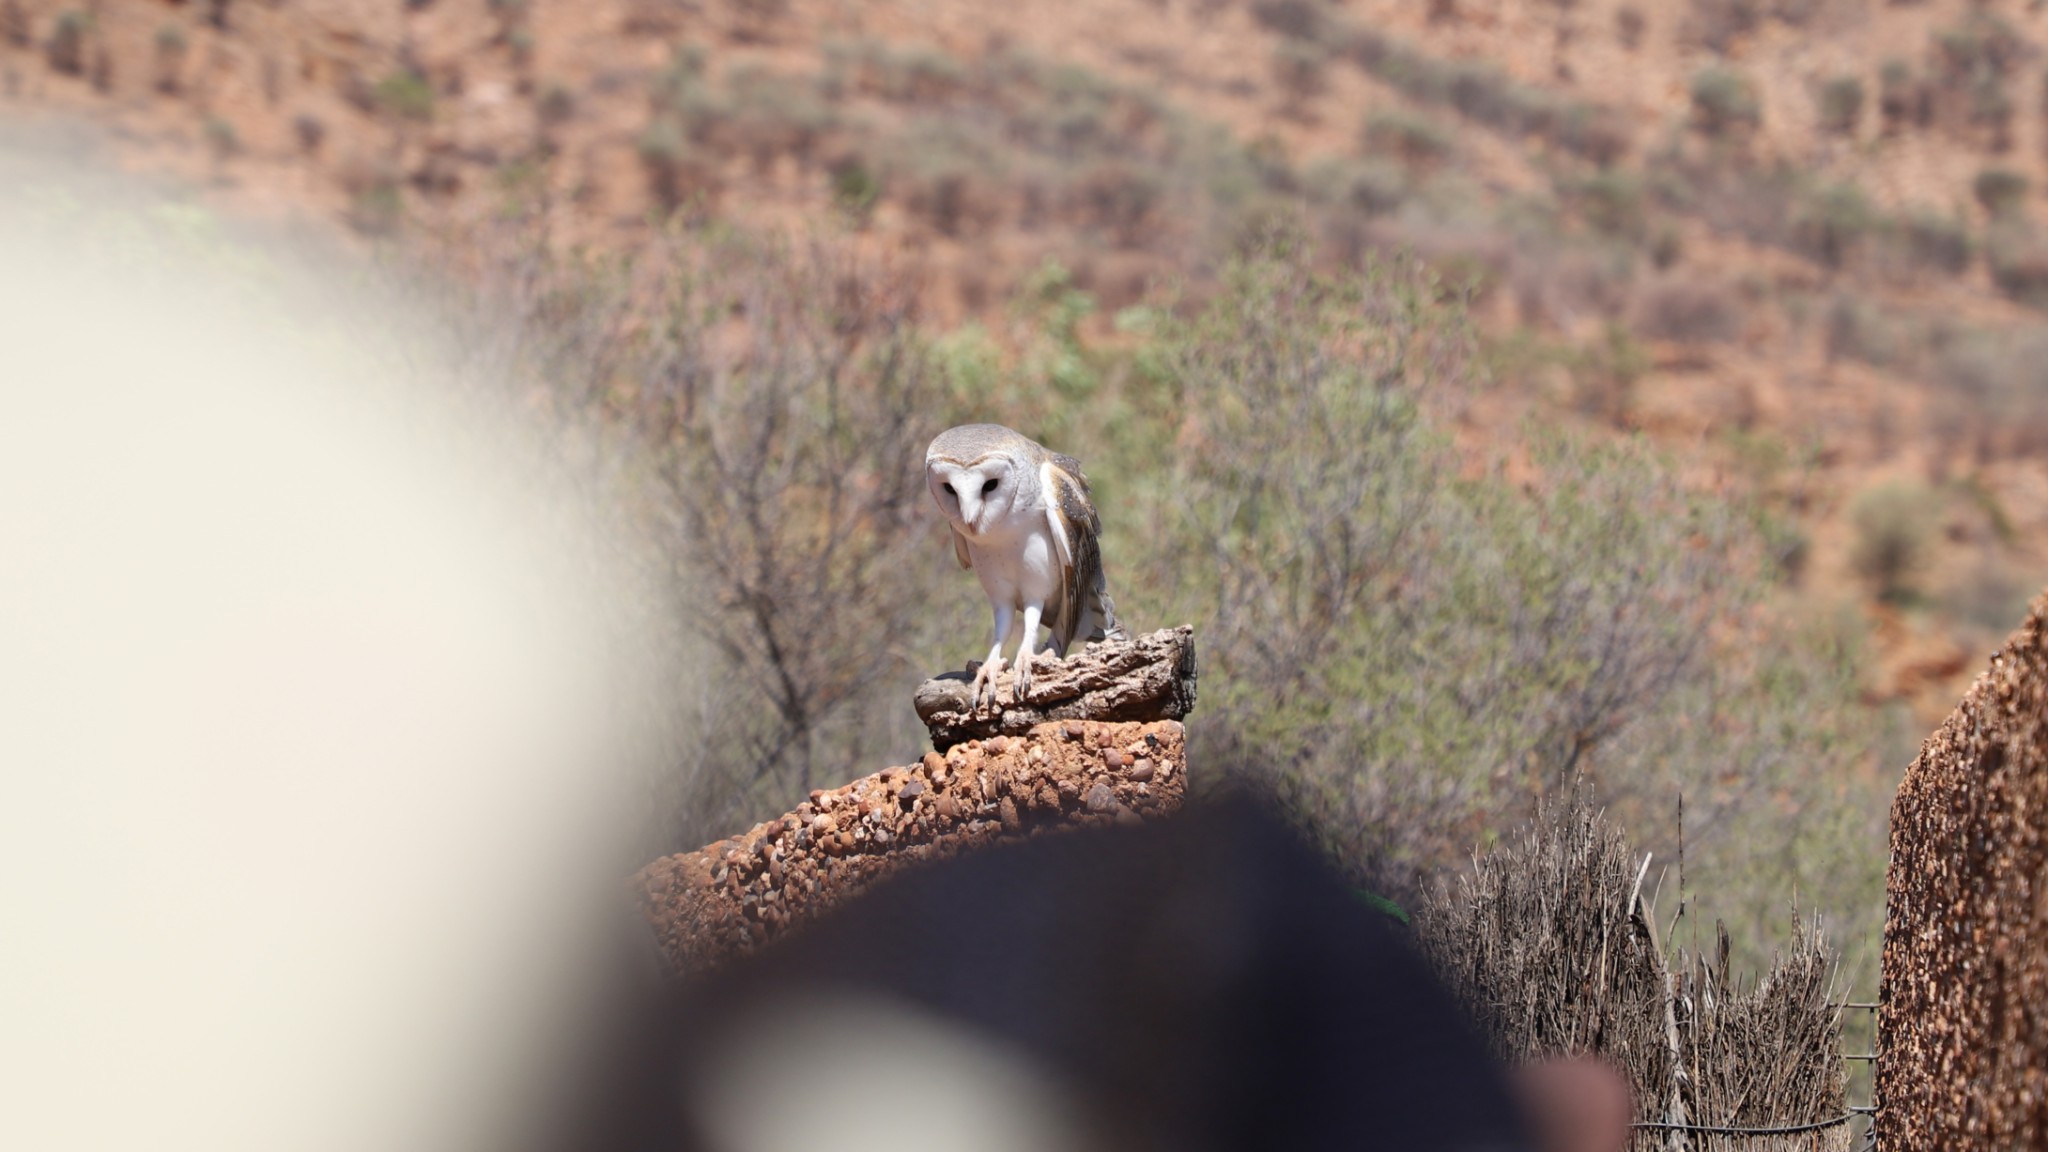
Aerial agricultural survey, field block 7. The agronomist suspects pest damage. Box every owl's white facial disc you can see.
[927,458,1012,536]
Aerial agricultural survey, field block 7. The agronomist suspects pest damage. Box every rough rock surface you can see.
[913,625,1197,751]
[635,719,1187,976]
[1879,590,2048,1152]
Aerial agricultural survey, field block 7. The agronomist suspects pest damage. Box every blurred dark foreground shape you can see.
[558,803,1628,1152]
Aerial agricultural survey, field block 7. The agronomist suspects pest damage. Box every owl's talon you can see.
[970,656,1006,712]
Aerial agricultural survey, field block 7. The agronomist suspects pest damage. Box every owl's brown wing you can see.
[1041,458,1118,657]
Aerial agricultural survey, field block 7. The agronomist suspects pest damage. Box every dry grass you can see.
[1420,790,1848,1151]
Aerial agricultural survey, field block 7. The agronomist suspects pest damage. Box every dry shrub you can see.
[1692,67,1763,136]
[1986,222,2048,306]
[1973,167,2028,218]
[1675,922,1848,1148]
[1272,38,1331,117]
[1848,481,1940,603]
[1684,0,1762,55]
[1930,12,2026,150]
[46,9,88,75]
[1249,0,1330,41]
[1635,276,1743,344]
[1420,793,1673,1125]
[1422,791,1849,1148]
[1878,60,1933,135]
[1879,210,1971,278]
[1363,109,1456,166]
[1815,75,1863,137]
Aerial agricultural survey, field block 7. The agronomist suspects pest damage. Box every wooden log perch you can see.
[635,719,1188,976]
[913,624,1198,751]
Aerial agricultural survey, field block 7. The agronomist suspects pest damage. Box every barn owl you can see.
[926,424,1121,707]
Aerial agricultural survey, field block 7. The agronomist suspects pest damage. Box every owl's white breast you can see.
[965,517,1061,612]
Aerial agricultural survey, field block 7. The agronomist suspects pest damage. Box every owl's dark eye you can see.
[982,478,999,494]
[941,482,955,496]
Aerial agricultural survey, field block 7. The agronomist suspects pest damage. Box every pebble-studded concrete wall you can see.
[1879,591,2048,1151]
[635,719,1186,975]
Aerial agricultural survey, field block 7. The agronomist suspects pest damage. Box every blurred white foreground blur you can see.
[0,150,661,1152]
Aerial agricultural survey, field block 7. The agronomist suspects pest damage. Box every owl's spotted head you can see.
[926,424,1035,537]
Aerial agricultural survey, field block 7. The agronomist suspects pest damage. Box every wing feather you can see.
[1042,457,1117,657]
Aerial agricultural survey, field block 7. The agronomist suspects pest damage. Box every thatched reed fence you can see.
[1420,793,1849,1152]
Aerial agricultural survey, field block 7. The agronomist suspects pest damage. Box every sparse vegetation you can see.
[33,0,2048,1050]
[153,24,187,95]
[1987,221,2048,306]
[1793,181,1874,268]
[46,9,88,76]
[1851,481,1941,603]
[0,1,28,49]
[1363,109,1455,165]
[1879,59,1932,134]
[1422,792,1848,1134]
[1691,66,1763,136]
[1271,38,1330,116]
[1342,27,1631,163]
[425,217,1895,985]
[1615,6,1646,51]
[292,113,326,154]
[1817,74,1864,136]
[1974,167,2029,218]
[1887,208,1972,276]
[374,68,436,122]
[1685,0,1763,54]
[202,116,237,164]
[1637,276,1743,343]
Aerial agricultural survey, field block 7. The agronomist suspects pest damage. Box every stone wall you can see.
[1879,591,2048,1150]
[635,719,1186,975]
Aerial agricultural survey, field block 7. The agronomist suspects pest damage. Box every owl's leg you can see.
[1011,603,1044,703]
[971,603,1015,710]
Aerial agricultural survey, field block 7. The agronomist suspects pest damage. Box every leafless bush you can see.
[1420,791,1673,1125]
[429,222,962,845]
[1675,921,1847,1143]
[1422,791,1848,1144]
[624,235,951,825]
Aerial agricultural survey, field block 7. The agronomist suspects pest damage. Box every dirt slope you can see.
[4,0,2046,721]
